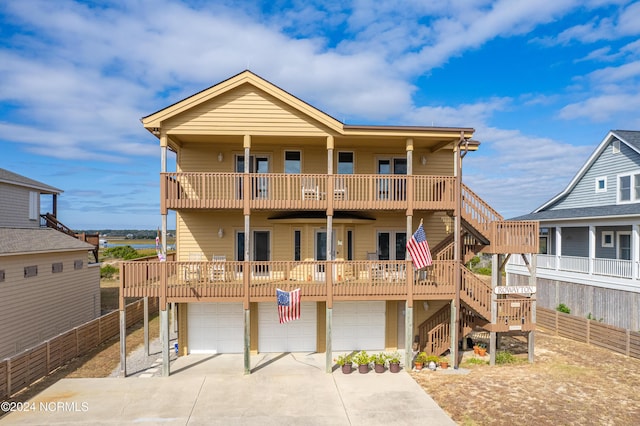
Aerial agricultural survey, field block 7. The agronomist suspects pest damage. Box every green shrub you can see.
[495,351,521,365]
[475,267,492,276]
[102,245,140,260]
[556,303,571,314]
[100,264,119,279]
[468,256,480,268]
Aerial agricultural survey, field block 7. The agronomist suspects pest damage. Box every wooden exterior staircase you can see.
[416,183,537,356]
[40,213,100,262]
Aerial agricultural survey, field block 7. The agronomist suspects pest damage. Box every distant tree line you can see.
[80,229,176,239]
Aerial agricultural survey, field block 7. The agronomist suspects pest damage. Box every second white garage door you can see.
[187,303,244,354]
[332,301,386,351]
[258,302,317,352]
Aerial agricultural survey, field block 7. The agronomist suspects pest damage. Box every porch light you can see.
[217,152,224,162]
[421,155,427,165]
[218,227,224,238]
[423,301,429,312]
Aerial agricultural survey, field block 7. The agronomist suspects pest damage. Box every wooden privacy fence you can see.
[537,307,640,359]
[0,298,158,400]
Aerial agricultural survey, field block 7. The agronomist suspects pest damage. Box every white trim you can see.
[601,231,614,248]
[534,131,640,212]
[595,176,607,193]
[28,191,38,220]
[617,231,632,260]
[616,171,640,204]
[612,139,620,154]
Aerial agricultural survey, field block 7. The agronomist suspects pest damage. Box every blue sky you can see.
[2,0,640,229]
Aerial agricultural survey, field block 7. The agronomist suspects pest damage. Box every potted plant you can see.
[439,356,449,370]
[335,353,353,374]
[371,352,388,373]
[477,342,487,357]
[387,351,401,373]
[414,352,428,370]
[425,354,440,371]
[352,350,371,374]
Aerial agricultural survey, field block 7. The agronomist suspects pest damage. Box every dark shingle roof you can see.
[510,204,640,221]
[0,228,93,255]
[612,130,640,152]
[0,168,62,194]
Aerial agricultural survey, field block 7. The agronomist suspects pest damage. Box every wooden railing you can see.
[460,183,503,237]
[418,304,451,355]
[460,266,492,319]
[494,298,535,332]
[121,260,461,302]
[161,172,456,211]
[489,220,539,254]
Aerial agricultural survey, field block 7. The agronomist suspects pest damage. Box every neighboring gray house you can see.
[507,130,640,329]
[0,168,100,360]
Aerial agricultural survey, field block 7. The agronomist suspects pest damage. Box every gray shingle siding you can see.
[561,227,589,257]
[552,139,640,210]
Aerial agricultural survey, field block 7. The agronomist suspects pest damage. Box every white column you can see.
[633,223,639,281]
[589,226,595,275]
[555,227,562,270]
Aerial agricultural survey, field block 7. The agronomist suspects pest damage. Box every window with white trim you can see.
[595,176,607,193]
[617,171,640,203]
[28,191,38,220]
[601,231,614,248]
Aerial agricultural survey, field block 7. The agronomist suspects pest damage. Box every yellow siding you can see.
[164,85,330,137]
[385,301,398,349]
[177,210,449,262]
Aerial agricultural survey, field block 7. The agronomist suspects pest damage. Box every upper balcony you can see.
[161,172,455,212]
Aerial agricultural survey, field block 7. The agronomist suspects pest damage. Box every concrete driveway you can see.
[1,353,455,425]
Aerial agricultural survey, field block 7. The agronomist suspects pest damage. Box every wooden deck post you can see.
[490,254,499,366]
[119,261,126,377]
[325,307,333,373]
[144,297,149,356]
[244,308,251,375]
[405,302,413,369]
[160,306,170,377]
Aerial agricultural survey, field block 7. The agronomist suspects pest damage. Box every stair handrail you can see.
[460,264,492,320]
[460,183,503,237]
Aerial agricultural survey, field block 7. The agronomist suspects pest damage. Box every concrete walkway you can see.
[1,353,455,425]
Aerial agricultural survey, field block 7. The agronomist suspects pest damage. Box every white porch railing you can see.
[508,254,638,280]
[593,258,633,278]
[559,255,589,274]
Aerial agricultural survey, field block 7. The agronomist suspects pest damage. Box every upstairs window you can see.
[52,262,63,273]
[74,260,83,270]
[595,177,607,193]
[618,172,640,203]
[0,270,5,282]
[284,151,301,174]
[28,191,38,220]
[337,152,354,174]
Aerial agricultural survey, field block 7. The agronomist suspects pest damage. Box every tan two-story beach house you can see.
[118,71,538,375]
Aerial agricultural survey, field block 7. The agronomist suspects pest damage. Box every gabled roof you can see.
[141,70,475,140]
[0,168,62,194]
[0,228,94,256]
[533,130,640,213]
[142,70,344,134]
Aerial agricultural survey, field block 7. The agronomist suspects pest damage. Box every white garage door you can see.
[258,302,317,352]
[332,301,385,351]
[187,303,244,354]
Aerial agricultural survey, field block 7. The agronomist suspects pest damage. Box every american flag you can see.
[406,222,432,269]
[277,288,301,324]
